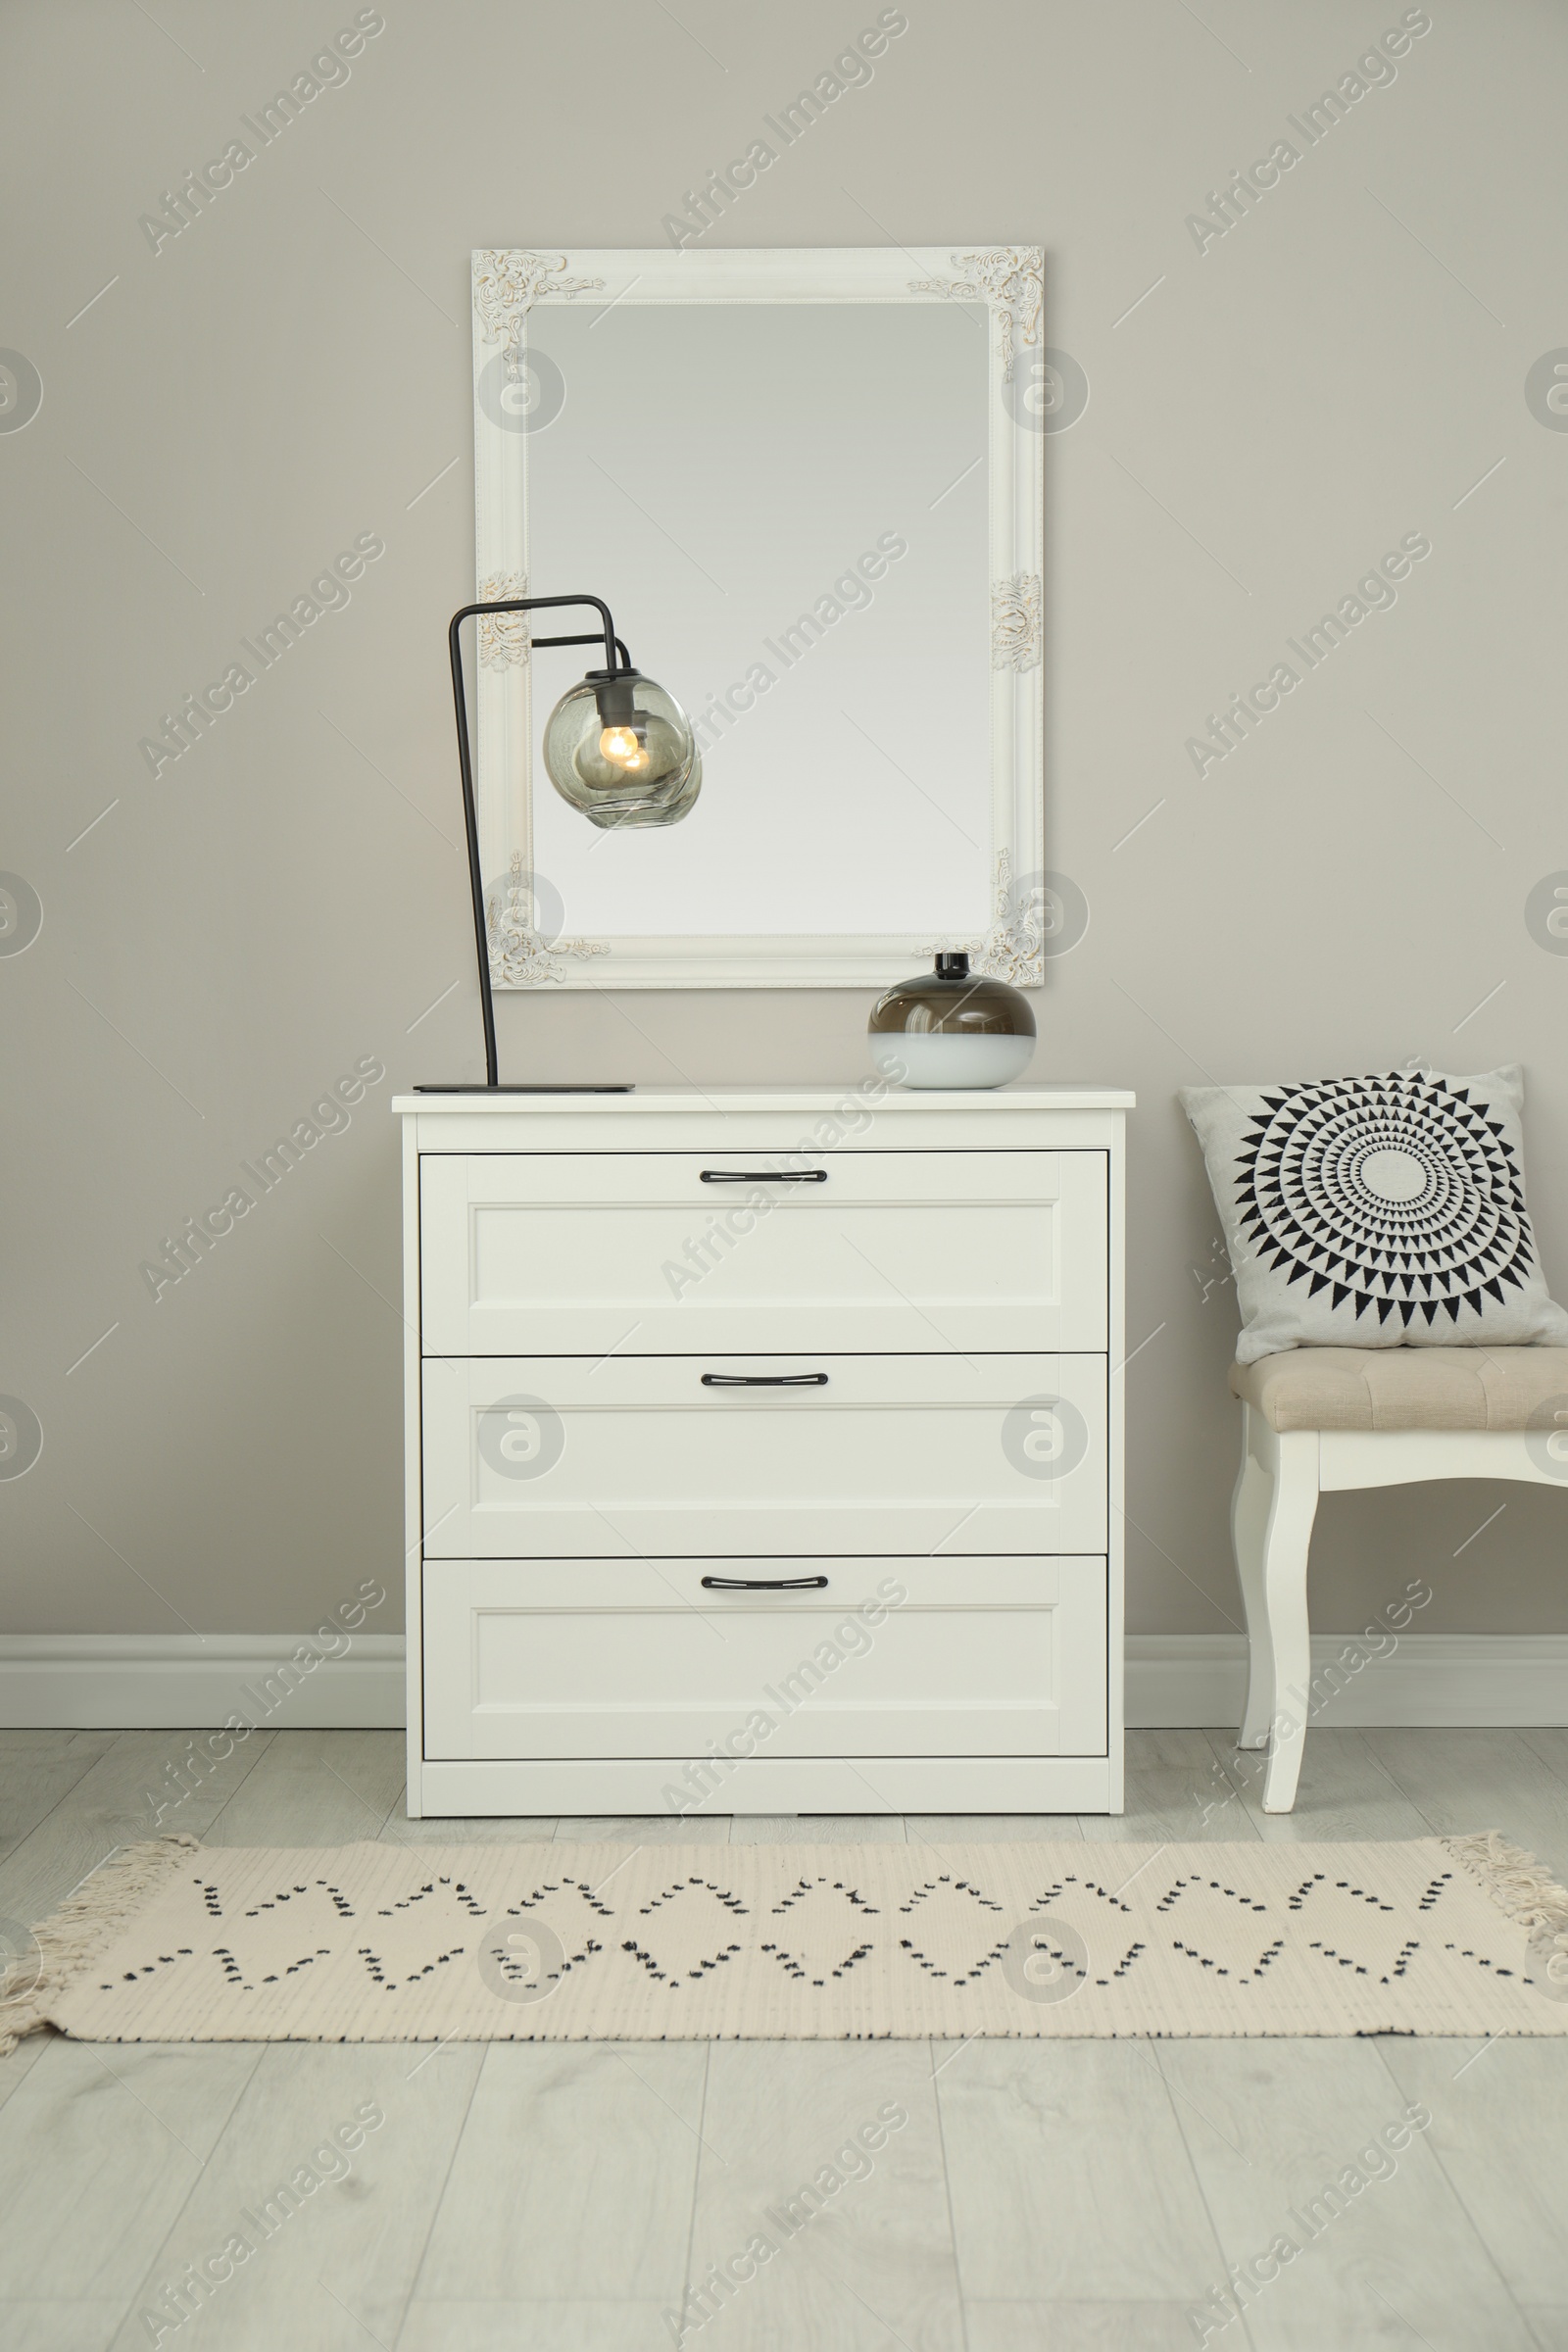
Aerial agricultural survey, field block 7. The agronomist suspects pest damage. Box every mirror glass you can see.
[527,301,991,938]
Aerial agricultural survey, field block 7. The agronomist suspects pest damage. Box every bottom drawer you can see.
[420,1556,1107,1764]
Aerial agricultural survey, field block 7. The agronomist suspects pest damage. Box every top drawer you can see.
[419,1150,1107,1355]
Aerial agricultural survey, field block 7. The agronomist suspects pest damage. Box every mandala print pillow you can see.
[1180,1065,1568,1363]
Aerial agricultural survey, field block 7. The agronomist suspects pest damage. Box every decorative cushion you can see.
[1230,1346,1568,1433]
[1181,1065,1568,1363]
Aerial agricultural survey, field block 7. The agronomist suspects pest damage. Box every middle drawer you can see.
[420,1353,1107,1558]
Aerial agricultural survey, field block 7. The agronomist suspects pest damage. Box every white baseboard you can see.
[1126,1634,1568,1730]
[0,1636,406,1731]
[2,1633,1565,1734]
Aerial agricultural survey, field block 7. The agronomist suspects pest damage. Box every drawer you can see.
[420,1353,1107,1558]
[418,1150,1107,1355]
[420,1555,1108,1761]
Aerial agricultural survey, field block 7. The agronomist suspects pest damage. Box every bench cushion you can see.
[1230,1346,1568,1432]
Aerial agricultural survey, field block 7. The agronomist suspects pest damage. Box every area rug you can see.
[5,1833,1568,2047]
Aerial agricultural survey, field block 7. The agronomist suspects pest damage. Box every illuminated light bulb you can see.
[599,723,642,765]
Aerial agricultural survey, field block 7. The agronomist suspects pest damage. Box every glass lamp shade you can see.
[541,670,701,830]
[868,952,1036,1089]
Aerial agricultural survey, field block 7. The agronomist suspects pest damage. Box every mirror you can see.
[470,247,1044,990]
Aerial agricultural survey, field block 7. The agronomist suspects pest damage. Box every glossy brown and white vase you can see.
[867,953,1037,1089]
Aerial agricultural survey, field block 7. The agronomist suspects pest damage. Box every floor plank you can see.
[1199,1727,1439,1843]
[398,2304,682,2351]
[0,2032,46,2111]
[1158,2035,1536,2349]
[1085,1729,1258,1843]
[0,2303,123,2352]
[0,2039,260,2307]
[964,2303,1214,2350]
[107,2039,483,2352]
[937,2039,1224,2300]
[412,2042,707,2302]
[1375,2037,1568,2310]
[0,1730,118,1763]
[1361,1729,1568,1874]
[0,1731,119,1866]
[0,1729,273,1933]
[382,1805,560,1846]
[1519,1729,1568,1800]
[550,1814,731,1844]
[202,1730,403,1846]
[688,2039,963,2350]
[732,1813,909,1844]
[906,1815,1083,1845]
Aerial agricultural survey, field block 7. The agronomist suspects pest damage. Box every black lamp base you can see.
[413,1082,636,1093]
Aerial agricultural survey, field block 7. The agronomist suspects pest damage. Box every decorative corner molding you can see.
[476,571,529,668]
[991,572,1042,672]
[925,851,1046,988]
[486,853,611,987]
[471,249,607,365]
[973,851,1048,988]
[973,851,1047,986]
[907,246,1044,381]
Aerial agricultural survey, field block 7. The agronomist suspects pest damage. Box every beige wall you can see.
[3,0,1566,1641]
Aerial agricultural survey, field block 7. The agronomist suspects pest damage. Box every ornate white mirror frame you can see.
[470,245,1045,991]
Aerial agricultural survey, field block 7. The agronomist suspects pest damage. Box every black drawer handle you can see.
[699,1169,828,1183]
[701,1574,830,1591]
[700,1372,829,1388]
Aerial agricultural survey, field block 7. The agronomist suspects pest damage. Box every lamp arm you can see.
[446,593,624,1088]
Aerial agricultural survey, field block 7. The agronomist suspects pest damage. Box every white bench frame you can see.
[1232,1407,1563,1811]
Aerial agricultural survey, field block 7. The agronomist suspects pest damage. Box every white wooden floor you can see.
[2,1727,1567,2350]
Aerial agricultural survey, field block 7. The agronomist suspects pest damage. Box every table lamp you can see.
[417,593,699,1092]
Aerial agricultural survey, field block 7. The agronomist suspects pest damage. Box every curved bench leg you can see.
[1259,1431,1320,1814]
[1232,1406,1275,1748]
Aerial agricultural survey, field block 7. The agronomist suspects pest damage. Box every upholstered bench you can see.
[1229,1346,1568,1812]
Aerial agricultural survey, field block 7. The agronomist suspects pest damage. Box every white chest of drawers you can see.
[397,1085,1132,1818]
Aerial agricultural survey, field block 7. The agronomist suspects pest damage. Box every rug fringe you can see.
[0,1835,200,2057]
[1444,1829,1568,1983]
